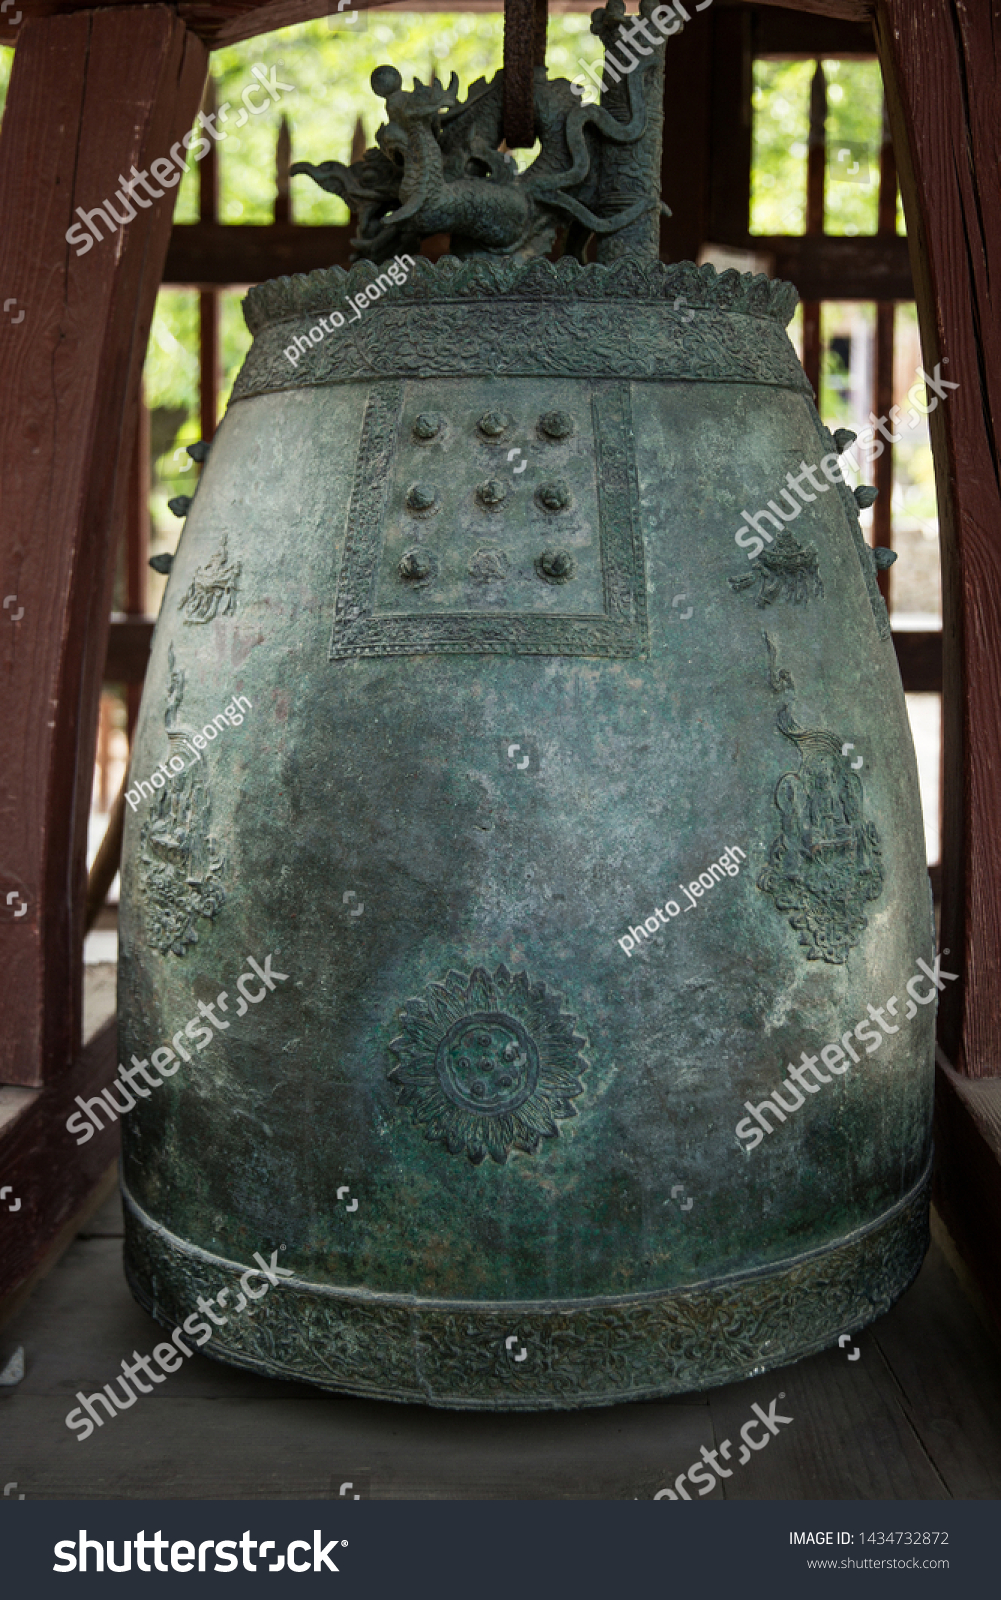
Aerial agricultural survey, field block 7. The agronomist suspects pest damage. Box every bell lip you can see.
[242,254,800,340]
[121,1163,930,1410]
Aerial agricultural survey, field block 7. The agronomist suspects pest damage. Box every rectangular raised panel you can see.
[329,379,649,660]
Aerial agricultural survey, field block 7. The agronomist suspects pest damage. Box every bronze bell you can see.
[117,0,934,1410]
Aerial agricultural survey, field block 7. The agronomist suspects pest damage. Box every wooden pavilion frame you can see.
[1,0,999,1332]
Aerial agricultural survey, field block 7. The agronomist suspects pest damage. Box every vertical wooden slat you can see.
[872,97,897,605]
[199,293,219,442]
[801,60,827,402]
[876,0,1001,1077]
[707,6,753,245]
[871,302,894,601]
[660,5,713,264]
[199,72,218,223]
[805,61,827,234]
[274,114,292,226]
[85,781,126,935]
[199,74,219,442]
[0,8,208,1087]
[124,397,150,743]
[532,0,548,68]
[96,692,111,815]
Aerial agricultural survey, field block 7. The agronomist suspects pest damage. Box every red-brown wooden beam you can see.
[933,1053,1001,1335]
[5,0,882,51]
[0,1020,120,1306]
[876,0,1001,1081]
[1,1,880,53]
[163,222,914,299]
[752,7,874,53]
[660,0,713,264]
[0,8,208,1088]
[731,0,871,15]
[164,222,354,285]
[729,235,912,299]
[891,630,942,696]
[104,617,156,683]
[744,0,871,14]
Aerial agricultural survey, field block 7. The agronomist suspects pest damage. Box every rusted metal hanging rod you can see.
[503,0,548,149]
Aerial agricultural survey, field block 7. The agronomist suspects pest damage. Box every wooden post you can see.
[660,3,713,264]
[876,0,1001,1077]
[0,8,207,1088]
[706,6,752,247]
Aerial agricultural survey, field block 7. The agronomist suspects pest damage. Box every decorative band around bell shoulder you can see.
[233,258,811,401]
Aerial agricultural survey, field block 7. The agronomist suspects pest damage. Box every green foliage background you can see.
[750,58,903,238]
[0,27,937,617]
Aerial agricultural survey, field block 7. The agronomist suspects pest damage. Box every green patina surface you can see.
[118,8,935,1408]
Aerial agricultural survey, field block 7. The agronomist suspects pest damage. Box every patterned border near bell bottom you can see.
[121,1163,930,1412]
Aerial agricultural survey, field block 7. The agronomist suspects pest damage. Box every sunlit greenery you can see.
[750,61,815,235]
[822,60,882,236]
[1,24,936,615]
[750,58,899,237]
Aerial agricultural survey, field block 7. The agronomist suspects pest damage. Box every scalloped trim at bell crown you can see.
[242,256,800,338]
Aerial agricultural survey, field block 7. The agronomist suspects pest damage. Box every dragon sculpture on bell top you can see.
[291,0,669,263]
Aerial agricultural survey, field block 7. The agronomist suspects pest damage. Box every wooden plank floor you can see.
[2,1187,1001,1500]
